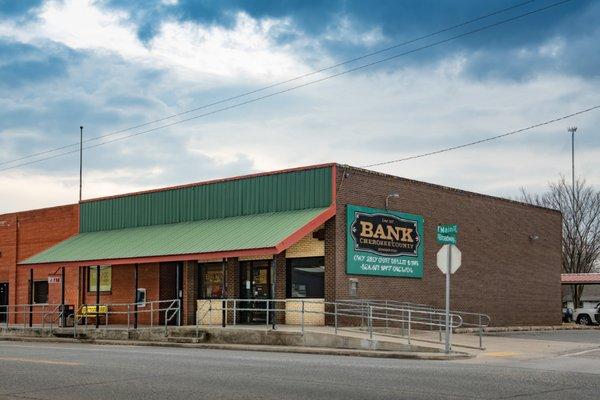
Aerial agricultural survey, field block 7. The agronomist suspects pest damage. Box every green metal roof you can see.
[22,208,329,265]
[80,166,332,232]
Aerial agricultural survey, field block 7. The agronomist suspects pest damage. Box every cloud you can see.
[0,0,43,19]
[0,40,82,89]
[97,0,600,80]
[0,0,599,214]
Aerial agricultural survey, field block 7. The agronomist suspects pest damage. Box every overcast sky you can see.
[0,0,598,213]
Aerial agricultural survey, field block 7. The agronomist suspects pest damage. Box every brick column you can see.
[225,258,239,299]
[182,261,198,325]
[224,258,239,324]
[324,216,337,325]
[273,252,286,324]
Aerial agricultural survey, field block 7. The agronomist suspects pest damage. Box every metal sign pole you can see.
[445,245,451,354]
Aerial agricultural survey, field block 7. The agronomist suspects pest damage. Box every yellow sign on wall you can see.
[89,266,112,292]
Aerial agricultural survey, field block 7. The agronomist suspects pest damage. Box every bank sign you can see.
[346,204,424,278]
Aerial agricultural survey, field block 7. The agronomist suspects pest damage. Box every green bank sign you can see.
[346,204,424,278]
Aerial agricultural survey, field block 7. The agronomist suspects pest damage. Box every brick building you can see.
[0,163,562,327]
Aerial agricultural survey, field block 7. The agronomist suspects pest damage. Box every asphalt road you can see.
[487,328,600,343]
[0,339,599,400]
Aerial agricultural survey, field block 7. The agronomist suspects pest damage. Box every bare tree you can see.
[520,177,600,308]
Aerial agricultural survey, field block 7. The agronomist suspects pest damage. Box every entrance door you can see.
[159,262,183,325]
[239,261,271,323]
[0,283,8,324]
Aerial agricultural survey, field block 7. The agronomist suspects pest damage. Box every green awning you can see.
[21,207,333,266]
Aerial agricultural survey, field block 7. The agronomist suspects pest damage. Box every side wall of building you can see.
[332,167,563,326]
[0,204,79,323]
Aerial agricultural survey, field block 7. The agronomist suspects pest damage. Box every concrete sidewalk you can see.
[0,323,475,360]
[0,335,470,360]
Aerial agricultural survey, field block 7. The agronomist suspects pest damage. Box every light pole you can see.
[567,126,578,308]
[79,126,83,202]
[568,127,577,208]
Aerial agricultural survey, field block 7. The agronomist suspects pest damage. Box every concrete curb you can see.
[0,336,472,361]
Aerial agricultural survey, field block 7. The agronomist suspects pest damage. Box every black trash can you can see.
[59,304,75,327]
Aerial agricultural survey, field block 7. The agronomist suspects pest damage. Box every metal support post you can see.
[221,260,226,328]
[95,266,100,329]
[61,267,66,327]
[134,263,138,329]
[368,306,373,340]
[28,269,33,328]
[479,314,483,350]
[408,309,412,345]
[301,300,305,335]
[176,263,181,327]
[334,303,338,335]
[266,301,270,331]
[445,245,452,354]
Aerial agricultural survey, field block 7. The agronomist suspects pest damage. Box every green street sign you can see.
[436,233,457,245]
[437,224,458,235]
[437,224,458,244]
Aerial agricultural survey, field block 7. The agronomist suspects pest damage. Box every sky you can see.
[0,0,599,213]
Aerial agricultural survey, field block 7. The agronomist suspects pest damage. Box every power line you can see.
[0,0,573,173]
[0,0,538,168]
[361,104,600,168]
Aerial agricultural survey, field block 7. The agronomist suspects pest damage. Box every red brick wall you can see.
[0,204,79,324]
[330,166,563,327]
[82,263,160,325]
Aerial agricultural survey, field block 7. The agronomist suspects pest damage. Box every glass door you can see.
[239,261,271,323]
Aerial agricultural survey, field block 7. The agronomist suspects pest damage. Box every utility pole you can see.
[79,126,83,202]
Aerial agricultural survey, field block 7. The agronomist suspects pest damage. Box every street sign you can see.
[436,244,462,274]
[437,241,462,354]
[437,224,458,245]
[438,224,458,234]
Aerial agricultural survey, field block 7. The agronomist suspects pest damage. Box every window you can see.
[200,263,223,299]
[88,266,112,292]
[33,281,48,304]
[286,257,325,298]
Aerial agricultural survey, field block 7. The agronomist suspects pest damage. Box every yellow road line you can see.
[0,356,81,366]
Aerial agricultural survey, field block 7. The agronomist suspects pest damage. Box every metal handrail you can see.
[336,298,490,349]
[72,299,181,337]
[42,304,64,333]
[339,298,491,326]
[0,303,67,330]
[196,298,466,350]
[163,299,181,335]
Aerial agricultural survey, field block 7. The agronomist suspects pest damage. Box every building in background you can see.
[0,163,562,327]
